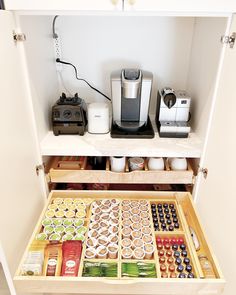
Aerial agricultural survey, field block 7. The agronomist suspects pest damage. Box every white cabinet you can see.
[124,0,236,14]
[1,5,236,295]
[4,0,123,11]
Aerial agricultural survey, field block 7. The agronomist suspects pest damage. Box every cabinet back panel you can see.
[58,16,194,109]
[20,15,226,140]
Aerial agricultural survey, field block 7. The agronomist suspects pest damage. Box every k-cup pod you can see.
[63,219,74,227]
[85,247,97,259]
[64,226,75,234]
[98,227,110,237]
[73,219,84,228]
[131,230,142,240]
[122,227,132,238]
[130,200,139,208]
[65,210,75,218]
[122,211,131,219]
[109,234,119,244]
[131,207,140,215]
[122,205,131,212]
[110,156,126,172]
[63,198,73,204]
[142,234,153,244]
[99,220,109,228]
[98,235,109,246]
[169,157,187,171]
[100,213,110,220]
[76,210,86,218]
[122,218,132,227]
[140,200,149,206]
[148,157,164,171]
[141,219,151,227]
[48,204,58,210]
[97,245,108,259]
[49,233,61,241]
[142,226,152,235]
[109,225,119,235]
[58,203,67,211]
[42,218,53,227]
[121,238,132,248]
[53,198,63,204]
[89,221,100,230]
[88,229,98,239]
[92,206,101,215]
[131,222,142,231]
[132,238,144,249]
[122,247,133,259]
[86,237,98,248]
[55,210,65,218]
[62,233,74,241]
[54,225,65,234]
[128,157,144,171]
[144,243,155,259]
[107,243,119,259]
[133,247,145,260]
[45,209,55,218]
[131,215,141,225]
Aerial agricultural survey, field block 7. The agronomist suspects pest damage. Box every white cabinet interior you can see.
[1,7,235,295]
[19,15,227,158]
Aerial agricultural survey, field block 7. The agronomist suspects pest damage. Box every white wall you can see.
[56,16,194,111]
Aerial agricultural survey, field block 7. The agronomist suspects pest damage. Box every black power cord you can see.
[56,58,111,101]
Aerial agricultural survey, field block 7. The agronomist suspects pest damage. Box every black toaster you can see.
[52,93,87,136]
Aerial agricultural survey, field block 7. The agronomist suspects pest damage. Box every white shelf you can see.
[40,131,202,157]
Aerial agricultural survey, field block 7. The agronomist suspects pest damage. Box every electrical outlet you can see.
[54,36,62,71]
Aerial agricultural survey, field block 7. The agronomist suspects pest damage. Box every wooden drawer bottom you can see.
[14,191,224,294]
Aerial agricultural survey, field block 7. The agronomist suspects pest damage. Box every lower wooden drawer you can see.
[14,191,224,294]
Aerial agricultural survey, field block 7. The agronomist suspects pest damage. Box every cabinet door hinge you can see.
[221,32,235,48]
[198,167,208,179]
[13,31,26,42]
[35,163,45,176]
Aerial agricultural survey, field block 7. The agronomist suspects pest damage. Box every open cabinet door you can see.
[196,15,236,295]
[0,10,45,288]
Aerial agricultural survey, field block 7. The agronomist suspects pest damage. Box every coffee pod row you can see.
[45,208,87,219]
[36,224,87,241]
[52,197,92,206]
[122,244,154,260]
[85,243,119,259]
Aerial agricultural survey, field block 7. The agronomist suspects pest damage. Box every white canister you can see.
[128,157,145,171]
[110,156,126,172]
[88,102,110,134]
[148,157,164,171]
[170,157,187,171]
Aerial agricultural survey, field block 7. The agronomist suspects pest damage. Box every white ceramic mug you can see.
[148,157,164,171]
[170,157,187,171]
[110,156,126,172]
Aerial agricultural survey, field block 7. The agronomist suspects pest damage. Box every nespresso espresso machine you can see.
[156,87,191,138]
[110,69,154,138]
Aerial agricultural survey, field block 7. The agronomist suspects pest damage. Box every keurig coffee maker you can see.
[110,69,154,138]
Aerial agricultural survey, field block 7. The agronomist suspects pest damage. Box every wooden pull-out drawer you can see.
[47,157,195,184]
[14,191,224,294]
